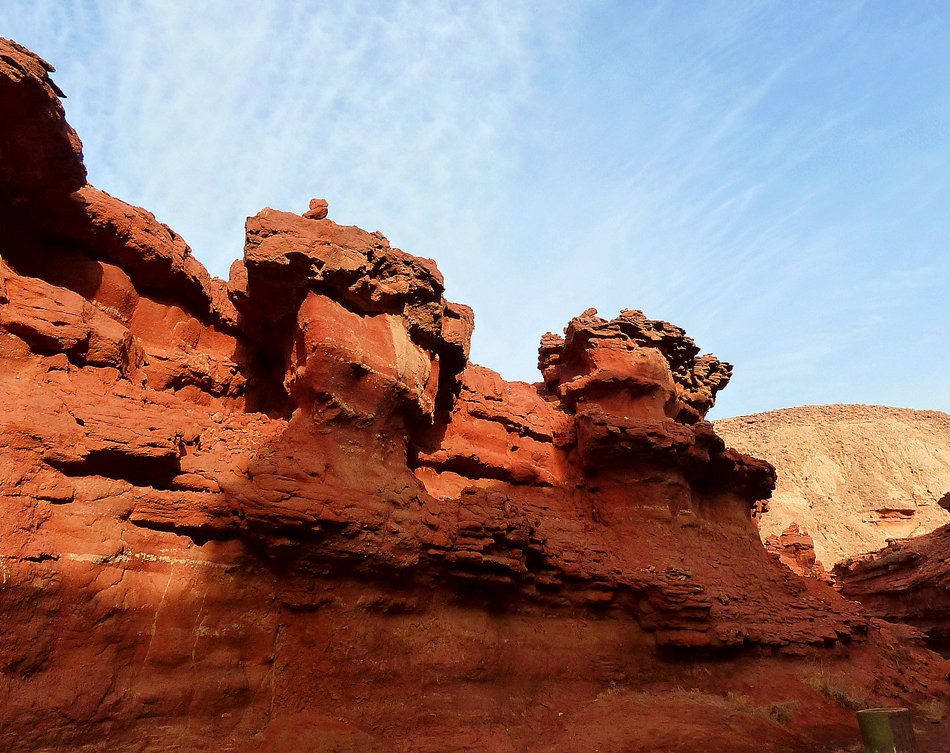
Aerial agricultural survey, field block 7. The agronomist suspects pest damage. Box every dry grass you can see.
[803,669,868,711]
[766,699,801,725]
[918,697,946,723]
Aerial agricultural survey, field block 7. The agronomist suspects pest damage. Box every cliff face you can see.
[2,38,949,753]
[716,405,950,568]
[835,518,950,656]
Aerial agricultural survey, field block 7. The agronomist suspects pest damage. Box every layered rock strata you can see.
[836,519,950,656]
[1,37,949,752]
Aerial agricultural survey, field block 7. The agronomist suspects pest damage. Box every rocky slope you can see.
[716,404,950,568]
[1,38,949,752]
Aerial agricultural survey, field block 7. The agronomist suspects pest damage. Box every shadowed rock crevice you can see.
[836,522,950,656]
[46,447,183,490]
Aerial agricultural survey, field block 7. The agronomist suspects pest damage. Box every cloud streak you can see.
[2,1,949,418]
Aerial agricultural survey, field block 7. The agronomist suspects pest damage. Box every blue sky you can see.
[3,1,949,418]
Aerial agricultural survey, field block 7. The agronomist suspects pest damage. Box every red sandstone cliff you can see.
[1,38,949,752]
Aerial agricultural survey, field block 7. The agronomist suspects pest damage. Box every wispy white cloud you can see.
[2,1,949,417]
[4,1,580,271]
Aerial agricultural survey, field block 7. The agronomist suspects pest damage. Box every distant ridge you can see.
[716,404,950,567]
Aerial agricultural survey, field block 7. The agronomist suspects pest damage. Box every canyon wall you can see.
[2,38,949,752]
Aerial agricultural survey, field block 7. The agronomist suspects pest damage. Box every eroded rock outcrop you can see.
[1,37,949,753]
[836,523,950,656]
[765,523,833,585]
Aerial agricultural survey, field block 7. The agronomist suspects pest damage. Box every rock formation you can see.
[716,404,950,568]
[836,521,950,656]
[2,37,949,752]
[764,523,833,585]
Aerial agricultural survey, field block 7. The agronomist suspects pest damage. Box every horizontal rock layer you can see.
[836,523,950,656]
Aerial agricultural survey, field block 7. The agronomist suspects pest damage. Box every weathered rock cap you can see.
[538,307,732,424]
[303,198,329,220]
[0,36,86,205]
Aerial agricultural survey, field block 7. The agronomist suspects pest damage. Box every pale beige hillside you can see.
[715,404,950,568]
